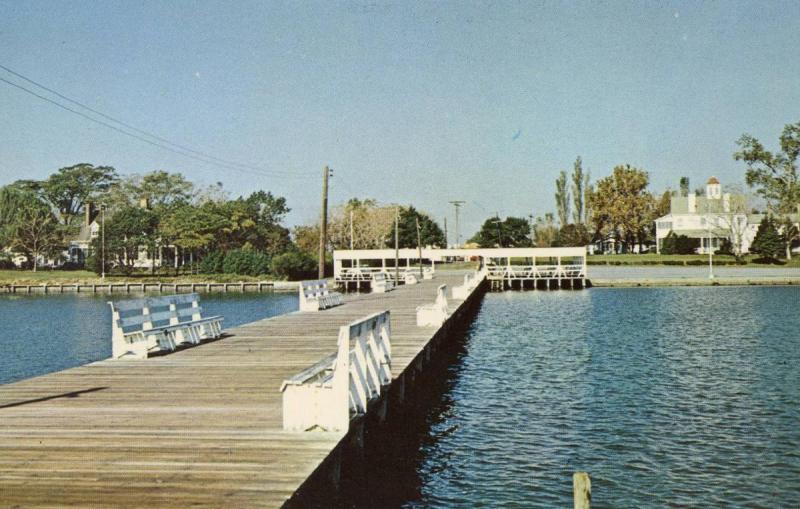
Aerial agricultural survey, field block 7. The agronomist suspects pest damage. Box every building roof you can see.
[707,176,720,184]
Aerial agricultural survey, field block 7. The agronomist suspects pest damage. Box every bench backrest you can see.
[301,279,330,299]
[435,284,448,311]
[281,310,392,431]
[109,293,203,334]
[373,272,387,282]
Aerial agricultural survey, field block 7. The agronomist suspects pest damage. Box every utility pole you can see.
[416,216,423,277]
[318,165,332,279]
[394,207,400,283]
[443,217,448,248]
[449,200,465,247]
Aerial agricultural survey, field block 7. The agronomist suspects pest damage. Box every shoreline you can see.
[590,277,800,287]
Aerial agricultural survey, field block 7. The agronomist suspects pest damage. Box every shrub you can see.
[662,260,685,265]
[199,250,225,274]
[686,259,707,266]
[58,261,85,271]
[222,249,270,276]
[661,231,700,255]
[750,216,785,260]
[271,250,317,280]
[0,258,15,270]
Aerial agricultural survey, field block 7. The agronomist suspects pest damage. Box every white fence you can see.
[281,310,392,432]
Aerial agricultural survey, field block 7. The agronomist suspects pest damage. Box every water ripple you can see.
[401,287,800,508]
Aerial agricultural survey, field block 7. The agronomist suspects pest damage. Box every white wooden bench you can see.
[423,266,434,280]
[404,272,420,285]
[416,284,449,327]
[299,279,343,312]
[280,310,392,432]
[371,272,395,293]
[109,293,224,359]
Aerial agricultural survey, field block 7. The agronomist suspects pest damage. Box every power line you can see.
[0,65,315,179]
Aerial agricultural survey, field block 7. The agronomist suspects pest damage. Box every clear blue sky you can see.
[1,1,798,239]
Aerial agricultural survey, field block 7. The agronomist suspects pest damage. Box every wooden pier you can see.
[0,272,484,508]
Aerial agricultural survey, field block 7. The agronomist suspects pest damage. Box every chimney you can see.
[139,197,149,209]
[85,202,93,227]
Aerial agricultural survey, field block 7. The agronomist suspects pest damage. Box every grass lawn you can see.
[0,270,277,286]
[588,253,800,267]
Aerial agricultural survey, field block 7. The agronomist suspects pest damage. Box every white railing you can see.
[280,310,391,432]
[109,293,224,359]
[299,279,343,312]
[486,263,585,280]
[336,266,435,283]
[453,269,484,300]
[416,284,449,327]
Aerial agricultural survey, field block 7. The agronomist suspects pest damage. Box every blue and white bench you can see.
[109,293,224,359]
[281,310,392,431]
[299,279,343,312]
[371,272,395,293]
[416,284,449,327]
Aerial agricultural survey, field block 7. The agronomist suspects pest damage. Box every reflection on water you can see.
[0,292,297,385]
[382,287,800,508]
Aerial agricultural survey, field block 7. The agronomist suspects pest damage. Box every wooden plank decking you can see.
[0,272,475,508]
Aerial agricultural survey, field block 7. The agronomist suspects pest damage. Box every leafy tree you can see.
[107,170,193,210]
[98,206,158,274]
[555,223,591,247]
[8,198,63,271]
[571,157,590,225]
[470,216,531,247]
[293,225,319,255]
[735,121,800,258]
[326,198,396,250]
[533,213,558,247]
[0,186,34,245]
[388,205,445,248]
[589,165,655,252]
[555,170,570,227]
[271,250,317,280]
[160,203,228,273]
[40,163,117,227]
[679,177,690,197]
[750,215,786,260]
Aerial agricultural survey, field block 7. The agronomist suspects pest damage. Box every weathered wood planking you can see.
[0,272,473,508]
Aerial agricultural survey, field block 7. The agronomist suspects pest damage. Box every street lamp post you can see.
[101,204,106,280]
[707,200,714,279]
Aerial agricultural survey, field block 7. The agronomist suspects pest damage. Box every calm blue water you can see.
[0,292,297,385]
[399,287,800,508]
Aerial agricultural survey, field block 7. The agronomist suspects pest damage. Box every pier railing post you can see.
[573,471,591,509]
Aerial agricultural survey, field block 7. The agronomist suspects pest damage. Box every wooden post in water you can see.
[573,472,591,509]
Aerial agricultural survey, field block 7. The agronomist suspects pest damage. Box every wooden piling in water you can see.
[573,472,591,509]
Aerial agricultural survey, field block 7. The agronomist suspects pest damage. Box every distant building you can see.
[654,176,797,254]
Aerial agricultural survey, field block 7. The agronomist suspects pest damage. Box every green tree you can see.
[555,223,591,247]
[271,249,317,280]
[388,206,445,248]
[555,170,570,227]
[571,157,590,225]
[160,203,228,273]
[107,170,194,210]
[0,186,34,246]
[750,215,786,260]
[98,206,158,274]
[470,215,531,247]
[735,121,800,258]
[533,213,558,247]
[40,163,118,227]
[8,198,63,271]
[679,177,690,197]
[589,165,655,252]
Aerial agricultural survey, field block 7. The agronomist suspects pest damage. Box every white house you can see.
[655,176,797,255]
